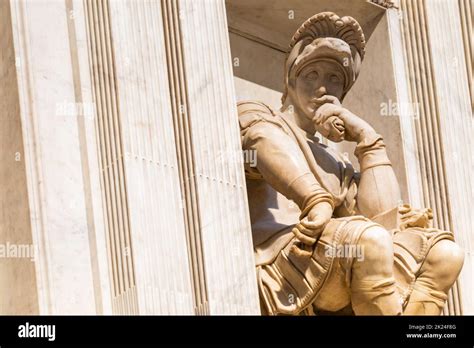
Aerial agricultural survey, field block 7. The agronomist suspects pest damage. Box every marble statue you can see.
[238,12,464,315]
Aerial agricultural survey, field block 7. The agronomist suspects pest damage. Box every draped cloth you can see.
[257,215,378,315]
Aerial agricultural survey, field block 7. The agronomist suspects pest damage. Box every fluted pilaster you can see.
[400,0,473,314]
[177,0,260,314]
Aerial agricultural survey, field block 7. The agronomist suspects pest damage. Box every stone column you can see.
[91,0,195,314]
[91,0,260,314]
[176,0,260,314]
[5,0,112,314]
[423,0,473,315]
[399,0,473,314]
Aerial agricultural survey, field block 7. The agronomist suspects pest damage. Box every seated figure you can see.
[238,12,464,315]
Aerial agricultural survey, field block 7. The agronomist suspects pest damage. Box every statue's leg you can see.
[310,251,352,313]
[314,220,403,315]
[258,217,411,315]
[350,225,402,315]
[403,239,464,315]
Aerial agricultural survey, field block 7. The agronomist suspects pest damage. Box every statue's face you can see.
[293,60,345,118]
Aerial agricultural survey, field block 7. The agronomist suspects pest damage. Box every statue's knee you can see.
[423,240,464,285]
[359,225,393,254]
[357,225,393,269]
[425,239,464,276]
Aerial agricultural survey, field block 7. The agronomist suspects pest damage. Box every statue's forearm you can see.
[357,165,401,218]
[243,122,333,213]
[355,133,401,218]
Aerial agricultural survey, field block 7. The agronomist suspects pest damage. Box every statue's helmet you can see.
[282,12,366,103]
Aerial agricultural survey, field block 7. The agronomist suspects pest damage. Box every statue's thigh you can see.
[311,217,381,313]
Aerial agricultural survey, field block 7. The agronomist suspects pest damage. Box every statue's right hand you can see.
[312,96,345,143]
[313,98,376,143]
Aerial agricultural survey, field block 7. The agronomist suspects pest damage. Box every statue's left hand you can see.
[292,201,333,244]
[306,201,333,233]
[290,201,333,257]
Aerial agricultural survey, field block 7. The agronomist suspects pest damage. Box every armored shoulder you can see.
[237,100,287,136]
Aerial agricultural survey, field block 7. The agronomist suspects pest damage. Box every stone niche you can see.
[226,0,412,204]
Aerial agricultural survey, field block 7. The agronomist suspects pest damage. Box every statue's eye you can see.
[330,74,342,83]
[305,71,319,80]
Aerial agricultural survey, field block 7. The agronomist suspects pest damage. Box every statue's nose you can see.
[314,86,327,98]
